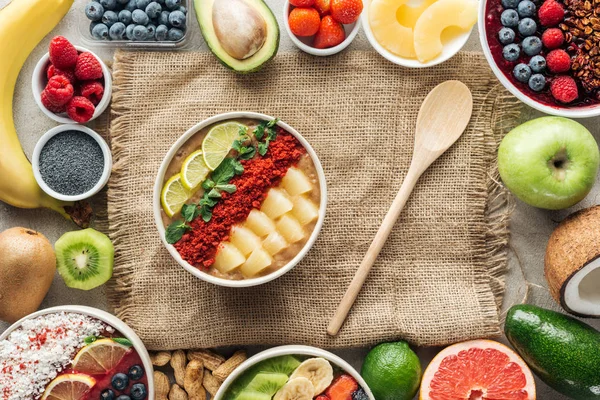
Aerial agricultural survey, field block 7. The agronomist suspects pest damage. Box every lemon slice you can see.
[71,338,131,375]
[161,174,191,218]
[42,374,96,400]
[202,122,247,170]
[181,150,210,190]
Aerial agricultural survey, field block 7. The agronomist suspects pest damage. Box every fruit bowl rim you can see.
[153,111,328,288]
[478,0,600,118]
[0,305,155,399]
[213,345,376,400]
[31,45,112,125]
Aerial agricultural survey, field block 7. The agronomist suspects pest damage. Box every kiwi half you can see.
[247,372,289,395]
[55,228,114,290]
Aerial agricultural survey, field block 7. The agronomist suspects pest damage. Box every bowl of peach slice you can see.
[154,112,327,287]
[362,0,479,67]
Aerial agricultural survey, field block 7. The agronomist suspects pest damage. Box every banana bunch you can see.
[0,0,90,225]
[275,358,334,400]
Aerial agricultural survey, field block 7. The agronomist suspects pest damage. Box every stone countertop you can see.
[1,0,599,399]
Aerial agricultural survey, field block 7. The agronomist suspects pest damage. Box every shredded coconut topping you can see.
[0,312,111,400]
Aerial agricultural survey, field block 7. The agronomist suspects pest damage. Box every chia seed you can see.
[39,130,105,196]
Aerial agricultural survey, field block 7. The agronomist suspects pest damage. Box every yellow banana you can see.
[0,0,90,226]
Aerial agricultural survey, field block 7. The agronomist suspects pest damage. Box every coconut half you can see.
[545,205,600,318]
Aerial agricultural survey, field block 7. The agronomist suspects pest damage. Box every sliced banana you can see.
[273,377,315,400]
[289,358,334,395]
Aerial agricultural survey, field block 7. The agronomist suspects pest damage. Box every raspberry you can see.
[75,52,103,81]
[541,28,564,49]
[546,49,571,73]
[48,36,79,70]
[80,81,105,106]
[46,64,77,84]
[44,75,74,106]
[551,76,578,103]
[288,7,321,37]
[538,0,564,26]
[66,96,96,123]
[41,90,66,114]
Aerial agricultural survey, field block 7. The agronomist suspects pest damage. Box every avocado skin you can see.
[505,304,600,399]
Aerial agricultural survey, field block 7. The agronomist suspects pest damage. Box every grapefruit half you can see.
[420,339,536,400]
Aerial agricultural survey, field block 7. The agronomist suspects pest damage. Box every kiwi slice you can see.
[235,391,271,400]
[256,355,302,376]
[55,228,114,290]
[247,373,289,396]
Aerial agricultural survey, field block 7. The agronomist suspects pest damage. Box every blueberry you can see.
[513,63,532,82]
[118,10,131,24]
[178,5,187,13]
[168,10,185,27]
[145,2,162,18]
[117,0,130,4]
[133,25,149,40]
[130,383,147,400]
[522,35,542,55]
[518,18,537,36]
[136,0,151,8]
[498,27,515,44]
[529,55,546,72]
[155,24,168,40]
[145,24,157,39]
[102,10,118,27]
[100,0,117,9]
[126,24,136,39]
[132,9,149,24]
[165,0,181,10]
[85,2,104,21]
[352,388,369,400]
[502,43,521,61]
[111,373,129,391]
[156,0,165,4]
[167,27,184,41]
[500,9,519,27]
[92,22,109,39]
[158,10,170,25]
[101,390,116,400]
[125,0,137,11]
[517,0,536,17]
[127,365,144,380]
[109,22,127,39]
[501,0,519,8]
[528,73,546,91]
[116,396,131,400]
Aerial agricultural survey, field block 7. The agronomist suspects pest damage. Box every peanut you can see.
[203,372,222,397]
[184,360,206,400]
[151,351,172,367]
[187,349,226,371]
[171,349,188,387]
[169,384,189,400]
[154,371,170,400]
[213,350,247,381]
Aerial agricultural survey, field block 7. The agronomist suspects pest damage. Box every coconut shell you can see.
[545,205,600,317]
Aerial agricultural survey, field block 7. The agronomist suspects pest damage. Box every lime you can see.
[181,150,210,190]
[361,342,422,400]
[202,122,247,170]
[161,174,191,218]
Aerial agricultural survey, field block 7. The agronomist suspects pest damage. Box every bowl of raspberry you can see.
[32,36,112,124]
[480,0,600,117]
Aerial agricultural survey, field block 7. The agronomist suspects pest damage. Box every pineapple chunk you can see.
[370,0,417,58]
[281,167,313,196]
[240,247,273,277]
[261,189,293,220]
[230,225,262,256]
[276,214,305,243]
[213,242,245,273]
[291,196,319,226]
[263,231,289,256]
[245,209,276,237]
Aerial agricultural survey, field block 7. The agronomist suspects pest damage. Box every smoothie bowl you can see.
[0,305,154,400]
[154,112,327,288]
[215,346,375,400]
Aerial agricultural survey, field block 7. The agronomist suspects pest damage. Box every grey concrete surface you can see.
[1,0,599,398]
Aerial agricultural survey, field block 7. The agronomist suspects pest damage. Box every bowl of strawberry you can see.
[284,0,363,56]
[32,36,112,124]
[480,0,600,117]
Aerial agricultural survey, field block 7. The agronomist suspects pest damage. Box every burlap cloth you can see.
[101,50,518,350]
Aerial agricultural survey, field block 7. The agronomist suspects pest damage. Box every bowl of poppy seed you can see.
[32,124,112,201]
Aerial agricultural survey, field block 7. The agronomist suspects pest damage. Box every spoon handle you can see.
[327,168,422,336]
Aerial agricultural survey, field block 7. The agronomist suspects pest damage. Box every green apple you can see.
[498,116,599,210]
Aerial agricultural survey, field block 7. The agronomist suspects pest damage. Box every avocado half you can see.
[194,0,280,73]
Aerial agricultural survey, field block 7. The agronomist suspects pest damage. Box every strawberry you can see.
[315,0,332,15]
[290,0,315,5]
[314,15,346,48]
[289,7,321,37]
[330,0,363,24]
[325,375,359,400]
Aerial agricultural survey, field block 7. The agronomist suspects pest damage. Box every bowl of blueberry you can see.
[479,0,600,117]
[81,0,190,47]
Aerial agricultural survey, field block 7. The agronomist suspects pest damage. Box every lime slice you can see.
[161,174,191,218]
[202,122,247,170]
[181,150,210,190]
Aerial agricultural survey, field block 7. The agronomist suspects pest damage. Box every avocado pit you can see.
[213,0,268,60]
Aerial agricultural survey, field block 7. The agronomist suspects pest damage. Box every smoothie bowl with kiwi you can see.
[154,112,327,287]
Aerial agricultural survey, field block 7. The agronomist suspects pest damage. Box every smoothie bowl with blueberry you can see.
[480,0,600,116]
[0,306,153,400]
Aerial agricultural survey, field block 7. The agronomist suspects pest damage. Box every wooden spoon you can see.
[327,80,474,336]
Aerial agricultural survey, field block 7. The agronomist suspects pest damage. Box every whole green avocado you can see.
[505,304,600,400]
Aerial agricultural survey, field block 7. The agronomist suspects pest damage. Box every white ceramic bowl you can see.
[154,112,327,288]
[0,305,154,399]
[478,0,600,118]
[283,0,361,56]
[361,1,473,68]
[32,124,113,202]
[214,345,375,400]
[32,46,112,124]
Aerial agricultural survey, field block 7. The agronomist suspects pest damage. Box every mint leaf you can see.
[239,145,256,160]
[201,206,212,222]
[232,139,243,153]
[199,196,218,207]
[238,125,248,137]
[233,159,244,175]
[165,220,190,244]
[112,338,133,347]
[208,189,222,198]
[258,142,269,156]
[216,184,236,193]
[202,179,215,190]
[84,336,98,345]
[212,158,237,185]
[181,204,199,222]
[253,121,268,140]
